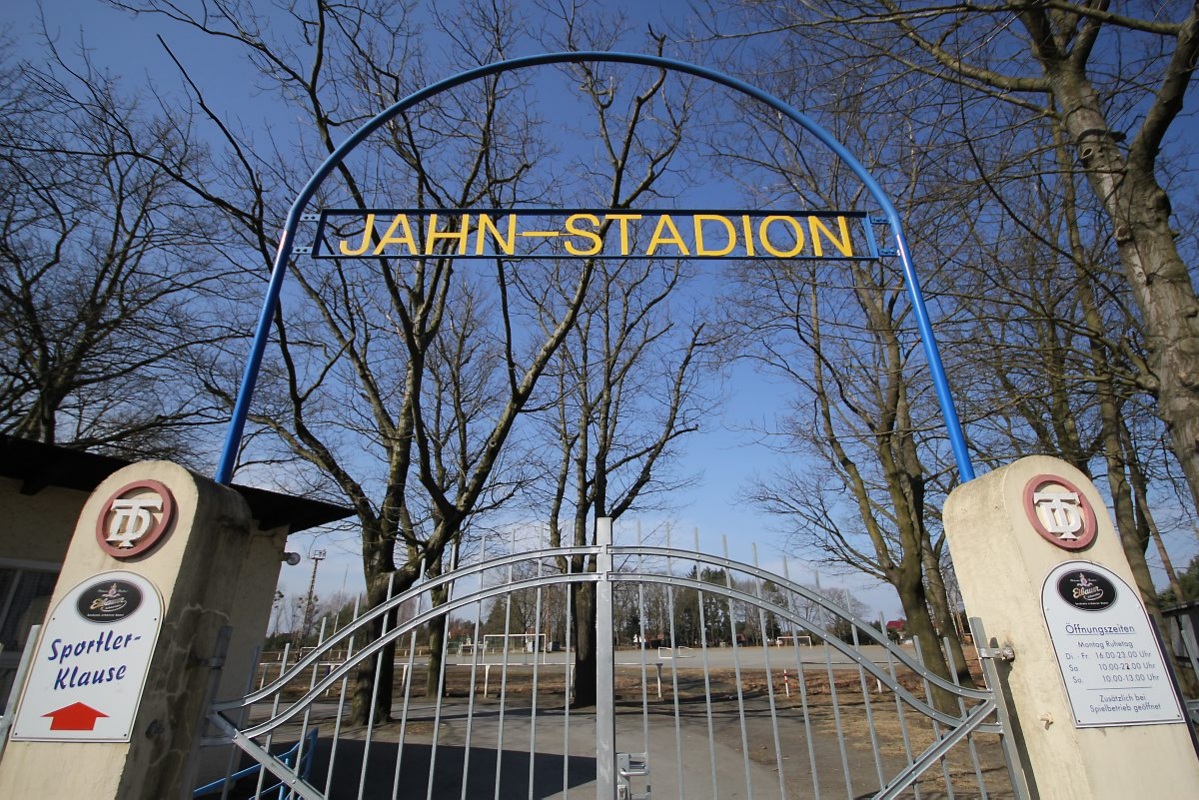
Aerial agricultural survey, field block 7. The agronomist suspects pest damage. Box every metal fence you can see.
[1161,600,1199,726]
[197,521,1022,799]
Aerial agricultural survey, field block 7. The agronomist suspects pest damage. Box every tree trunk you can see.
[1043,60,1199,516]
[571,581,598,708]
[351,577,397,726]
[893,566,957,712]
[425,564,449,697]
[920,538,973,685]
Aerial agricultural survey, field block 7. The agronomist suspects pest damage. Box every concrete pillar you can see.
[0,461,264,799]
[944,455,1199,798]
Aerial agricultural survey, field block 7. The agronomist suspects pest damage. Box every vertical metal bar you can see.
[596,517,616,800]
[969,618,1031,800]
[494,531,518,800]
[255,643,292,799]
[850,624,886,791]
[636,524,652,764]
[782,557,821,798]
[912,636,954,799]
[722,536,755,800]
[461,535,488,800]
[882,643,919,800]
[695,530,721,800]
[528,554,546,800]
[220,643,263,800]
[664,526,687,798]
[292,617,328,794]
[358,571,398,800]
[823,641,854,800]
[392,596,420,788]
[752,545,788,800]
[425,565,457,800]
[563,543,575,800]
[945,636,988,799]
[326,597,361,798]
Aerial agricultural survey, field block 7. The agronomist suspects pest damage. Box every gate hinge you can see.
[977,644,1015,662]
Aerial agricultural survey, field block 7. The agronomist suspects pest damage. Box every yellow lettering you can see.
[740,216,756,257]
[694,215,736,257]
[373,214,417,255]
[565,214,603,256]
[605,214,642,256]
[758,216,805,258]
[647,214,690,256]
[339,214,375,256]
[425,214,469,255]
[476,214,516,255]
[808,216,854,257]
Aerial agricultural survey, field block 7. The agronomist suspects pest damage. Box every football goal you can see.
[774,635,814,647]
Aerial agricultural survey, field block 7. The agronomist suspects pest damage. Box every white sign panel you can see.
[1042,560,1184,728]
[11,571,162,742]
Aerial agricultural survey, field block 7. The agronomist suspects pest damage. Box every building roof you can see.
[0,435,353,534]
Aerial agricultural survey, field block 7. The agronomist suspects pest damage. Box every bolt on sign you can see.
[11,571,162,741]
[311,208,878,261]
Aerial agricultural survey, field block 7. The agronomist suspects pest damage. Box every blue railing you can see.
[193,727,318,799]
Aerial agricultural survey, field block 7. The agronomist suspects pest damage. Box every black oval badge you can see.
[77,580,143,623]
[1057,570,1117,611]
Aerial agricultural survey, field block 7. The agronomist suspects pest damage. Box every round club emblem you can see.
[76,579,144,623]
[95,480,175,559]
[1056,569,1117,611]
[1023,474,1097,551]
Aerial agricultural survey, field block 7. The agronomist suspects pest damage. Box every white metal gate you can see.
[197,520,1025,799]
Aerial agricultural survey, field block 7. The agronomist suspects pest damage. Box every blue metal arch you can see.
[214,50,974,485]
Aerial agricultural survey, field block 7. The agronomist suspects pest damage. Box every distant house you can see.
[886,618,908,642]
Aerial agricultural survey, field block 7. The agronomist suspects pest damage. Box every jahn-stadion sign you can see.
[313,209,877,261]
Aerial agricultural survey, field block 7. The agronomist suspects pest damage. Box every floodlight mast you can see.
[213,51,975,486]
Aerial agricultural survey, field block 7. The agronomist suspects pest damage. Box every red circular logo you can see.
[1022,474,1097,551]
[95,480,176,558]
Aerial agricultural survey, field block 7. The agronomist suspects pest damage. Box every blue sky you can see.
[2,0,860,608]
[8,0,1195,621]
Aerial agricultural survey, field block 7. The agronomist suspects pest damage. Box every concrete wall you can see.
[945,456,1199,798]
[0,461,287,799]
[0,477,84,564]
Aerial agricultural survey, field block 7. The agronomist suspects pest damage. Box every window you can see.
[0,561,59,713]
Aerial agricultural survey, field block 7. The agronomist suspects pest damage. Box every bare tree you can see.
[0,42,227,460]
[541,250,716,705]
[719,0,1199,527]
[736,255,969,693]
[704,48,976,690]
[114,0,712,721]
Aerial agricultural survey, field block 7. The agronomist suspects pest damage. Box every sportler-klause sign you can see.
[10,571,162,742]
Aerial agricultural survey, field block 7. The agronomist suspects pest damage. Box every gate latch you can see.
[976,644,1015,662]
[617,752,651,800]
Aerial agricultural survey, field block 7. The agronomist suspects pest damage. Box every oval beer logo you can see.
[76,580,143,623]
[1056,570,1116,611]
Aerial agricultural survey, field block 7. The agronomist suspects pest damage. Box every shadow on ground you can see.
[207,738,596,799]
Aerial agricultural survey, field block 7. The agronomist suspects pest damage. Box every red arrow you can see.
[42,702,109,731]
